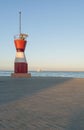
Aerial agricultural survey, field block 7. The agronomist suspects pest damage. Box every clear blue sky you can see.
[0,0,84,71]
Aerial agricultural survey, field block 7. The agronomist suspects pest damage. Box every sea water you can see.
[0,70,84,78]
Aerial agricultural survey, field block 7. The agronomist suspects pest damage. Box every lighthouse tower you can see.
[11,12,31,77]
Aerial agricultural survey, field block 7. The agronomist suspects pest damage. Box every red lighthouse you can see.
[11,12,31,77]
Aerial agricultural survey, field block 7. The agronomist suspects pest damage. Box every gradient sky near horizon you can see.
[0,0,84,71]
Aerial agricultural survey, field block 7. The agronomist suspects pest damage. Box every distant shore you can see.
[0,77,84,129]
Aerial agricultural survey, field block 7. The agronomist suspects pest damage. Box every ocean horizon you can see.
[0,70,84,78]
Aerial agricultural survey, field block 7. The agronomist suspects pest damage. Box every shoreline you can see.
[1,70,84,78]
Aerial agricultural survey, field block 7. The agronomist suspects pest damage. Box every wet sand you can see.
[0,77,84,130]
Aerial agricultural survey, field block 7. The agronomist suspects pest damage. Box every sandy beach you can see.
[0,77,84,130]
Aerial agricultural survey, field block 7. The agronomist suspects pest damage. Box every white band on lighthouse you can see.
[15,51,27,63]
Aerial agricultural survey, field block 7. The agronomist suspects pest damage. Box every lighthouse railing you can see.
[14,34,28,40]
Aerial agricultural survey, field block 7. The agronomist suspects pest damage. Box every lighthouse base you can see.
[11,73,31,78]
